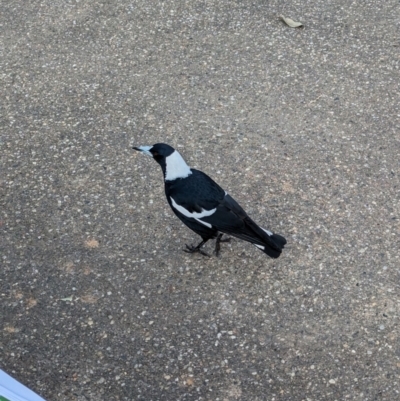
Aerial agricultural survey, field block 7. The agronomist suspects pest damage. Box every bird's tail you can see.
[250,225,287,258]
[265,233,287,258]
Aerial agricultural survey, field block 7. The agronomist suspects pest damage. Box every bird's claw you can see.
[184,244,210,257]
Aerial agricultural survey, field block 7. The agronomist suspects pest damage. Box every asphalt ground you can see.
[1,1,399,400]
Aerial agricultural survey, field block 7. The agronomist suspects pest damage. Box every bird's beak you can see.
[133,145,153,156]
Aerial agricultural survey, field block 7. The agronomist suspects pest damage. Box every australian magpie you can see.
[133,143,286,258]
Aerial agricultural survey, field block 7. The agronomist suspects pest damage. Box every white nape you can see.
[164,150,193,181]
[170,197,216,224]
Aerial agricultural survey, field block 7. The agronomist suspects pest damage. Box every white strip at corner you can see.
[0,369,47,401]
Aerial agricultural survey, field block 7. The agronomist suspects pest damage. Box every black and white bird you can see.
[133,143,286,258]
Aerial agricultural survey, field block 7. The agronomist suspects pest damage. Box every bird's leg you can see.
[184,239,210,257]
[214,233,231,256]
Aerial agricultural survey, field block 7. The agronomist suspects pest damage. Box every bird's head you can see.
[133,143,174,160]
[133,143,192,181]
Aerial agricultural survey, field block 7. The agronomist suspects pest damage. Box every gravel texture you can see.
[1,1,399,400]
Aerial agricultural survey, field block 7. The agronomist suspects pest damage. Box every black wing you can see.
[165,169,225,213]
[165,170,286,258]
[200,193,286,257]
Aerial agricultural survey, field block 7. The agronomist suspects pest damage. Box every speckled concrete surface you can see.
[1,1,399,400]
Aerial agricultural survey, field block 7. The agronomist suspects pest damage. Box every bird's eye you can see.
[152,151,159,157]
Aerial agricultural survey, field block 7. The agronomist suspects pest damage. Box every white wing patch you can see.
[165,151,192,181]
[170,197,216,226]
[254,244,265,250]
[195,218,212,229]
[261,227,273,236]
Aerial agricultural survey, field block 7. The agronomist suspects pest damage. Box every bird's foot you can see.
[214,234,231,257]
[184,244,210,257]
